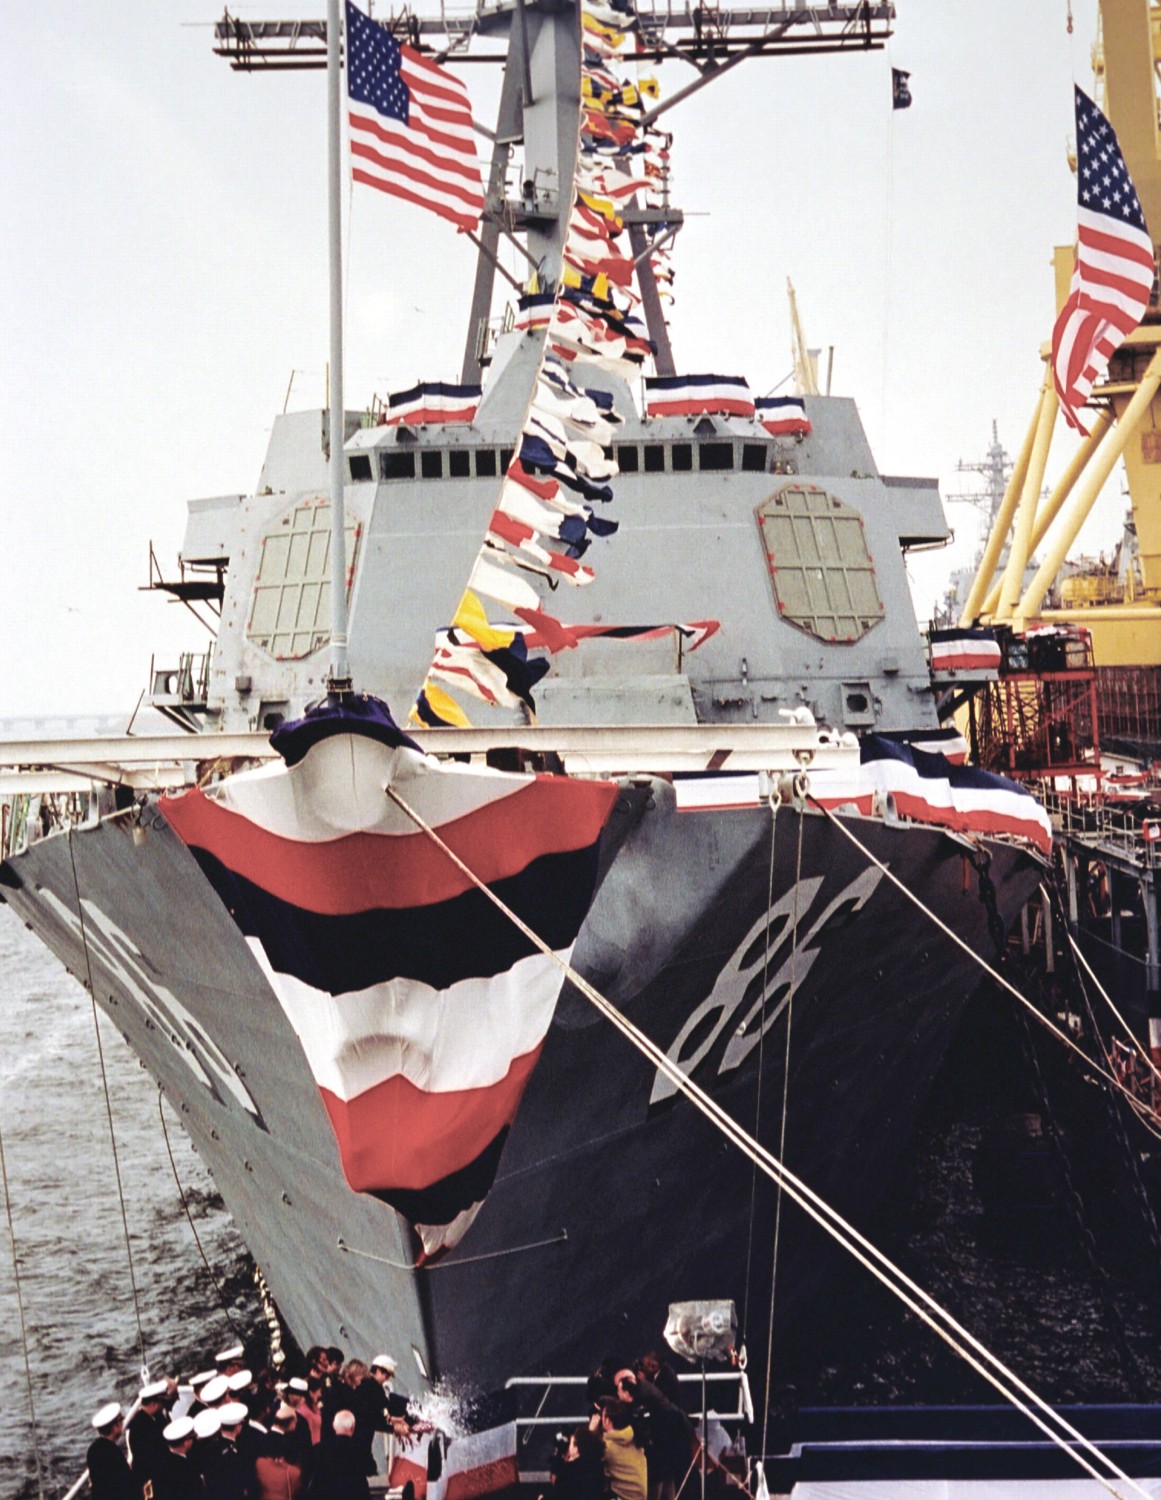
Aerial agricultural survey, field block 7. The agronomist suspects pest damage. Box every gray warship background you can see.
[0,0,1042,1415]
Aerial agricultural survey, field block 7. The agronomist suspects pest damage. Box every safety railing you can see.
[1038,785,1161,868]
[505,1369,754,1483]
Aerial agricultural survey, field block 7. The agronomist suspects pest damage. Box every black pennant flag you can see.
[892,67,912,110]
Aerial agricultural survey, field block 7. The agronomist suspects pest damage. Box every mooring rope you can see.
[809,801,1161,1129]
[0,1108,47,1500]
[760,804,804,1463]
[740,799,778,1340]
[156,1086,244,1339]
[67,829,150,1381]
[337,1229,569,1271]
[383,782,1147,1500]
[1056,892,1161,1090]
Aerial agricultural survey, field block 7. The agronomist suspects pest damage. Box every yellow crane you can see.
[961,0,1161,671]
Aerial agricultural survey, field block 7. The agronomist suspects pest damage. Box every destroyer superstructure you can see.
[0,0,1049,1415]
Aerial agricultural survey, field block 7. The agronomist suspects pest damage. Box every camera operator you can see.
[541,1426,605,1500]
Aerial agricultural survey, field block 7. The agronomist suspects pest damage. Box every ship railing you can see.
[504,1370,754,1484]
[60,1396,144,1500]
[0,721,859,859]
[1038,785,1161,868]
[149,647,214,708]
[0,722,858,790]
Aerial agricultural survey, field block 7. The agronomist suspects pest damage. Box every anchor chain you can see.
[254,1264,287,1370]
[972,850,1148,1397]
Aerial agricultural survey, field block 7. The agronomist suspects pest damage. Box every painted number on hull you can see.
[39,888,266,1126]
[651,866,884,1104]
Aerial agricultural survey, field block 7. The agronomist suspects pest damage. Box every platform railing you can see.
[1039,786,1161,869]
[504,1369,754,1484]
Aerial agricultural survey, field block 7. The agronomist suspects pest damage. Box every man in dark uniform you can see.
[87,1403,138,1500]
[309,1409,370,1499]
[369,1356,407,1425]
[156,1416,204,1500]
[203,1401,255,1500]
[128,1381,171,1499]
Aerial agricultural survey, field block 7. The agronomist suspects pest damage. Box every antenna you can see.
[787,279,820,397]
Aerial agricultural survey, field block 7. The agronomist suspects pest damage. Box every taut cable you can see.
[383,781,1145,1499]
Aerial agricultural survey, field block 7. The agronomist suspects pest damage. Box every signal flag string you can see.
[384,781,1149,1500]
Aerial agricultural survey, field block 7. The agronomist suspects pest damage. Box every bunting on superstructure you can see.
[756,395,812,437]
[381,381,482,426]
[161,695,620,1260]
[644,374,756,418]
[410,0,672,726]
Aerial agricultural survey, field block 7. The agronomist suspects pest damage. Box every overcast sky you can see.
[0,0,1115,721]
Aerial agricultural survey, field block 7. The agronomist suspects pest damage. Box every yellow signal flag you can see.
[452,589,517,652]
[412,680,472,728]
[562,265,612,301]
[581,12,625,45]
[582,76,615,105]
[578,189,621,227]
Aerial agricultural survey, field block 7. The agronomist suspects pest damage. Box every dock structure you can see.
[1045,789,1161,1071]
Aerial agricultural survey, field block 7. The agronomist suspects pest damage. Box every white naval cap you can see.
[91,1402,122,1431]
[216,1343,245,1364]
[140,1380,169,1402]
[164,1416,196,1444]
[201,1375,229,1405]
[218,1401,249,1427]
[371,1354,396,1374]
[193,1408,222,1440]
[288,1378,309,1394]
[227,1369,253,1391]
[189,1370,216,1391]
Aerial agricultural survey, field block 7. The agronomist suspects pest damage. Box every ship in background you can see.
[0,0,1050,1415]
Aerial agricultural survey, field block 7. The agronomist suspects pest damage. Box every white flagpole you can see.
[326,0,351,692]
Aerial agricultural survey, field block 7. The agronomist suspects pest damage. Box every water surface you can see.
[0,905,259,1498]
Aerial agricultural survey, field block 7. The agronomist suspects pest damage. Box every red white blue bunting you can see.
[162,696,619,1259]
[674,733,1052,854]
[929,628,1003,673]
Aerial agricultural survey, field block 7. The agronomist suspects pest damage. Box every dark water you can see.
[0,906,261,1499]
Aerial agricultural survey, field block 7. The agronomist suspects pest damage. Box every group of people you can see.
[549,1351,703,1500]
[86,1341,416,1500]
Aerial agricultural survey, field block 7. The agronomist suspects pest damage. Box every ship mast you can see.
[214,2,896,389]
[326,0,350,693]
[213,0,897,694]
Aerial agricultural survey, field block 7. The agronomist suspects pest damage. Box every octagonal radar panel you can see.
[757,483,884,645]
[246,497,362,661]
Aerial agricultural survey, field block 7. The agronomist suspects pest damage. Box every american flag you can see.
[346,0,484,232]
[1051,86,1155,434]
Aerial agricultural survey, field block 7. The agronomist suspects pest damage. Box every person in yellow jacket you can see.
[598,1399,648,1500]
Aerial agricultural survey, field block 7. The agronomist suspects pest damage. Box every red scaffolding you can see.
[969,628,1100,782]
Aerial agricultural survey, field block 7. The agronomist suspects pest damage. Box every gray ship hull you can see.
[0,781,1039,1404]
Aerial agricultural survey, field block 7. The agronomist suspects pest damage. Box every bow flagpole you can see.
[327,0,352,694]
